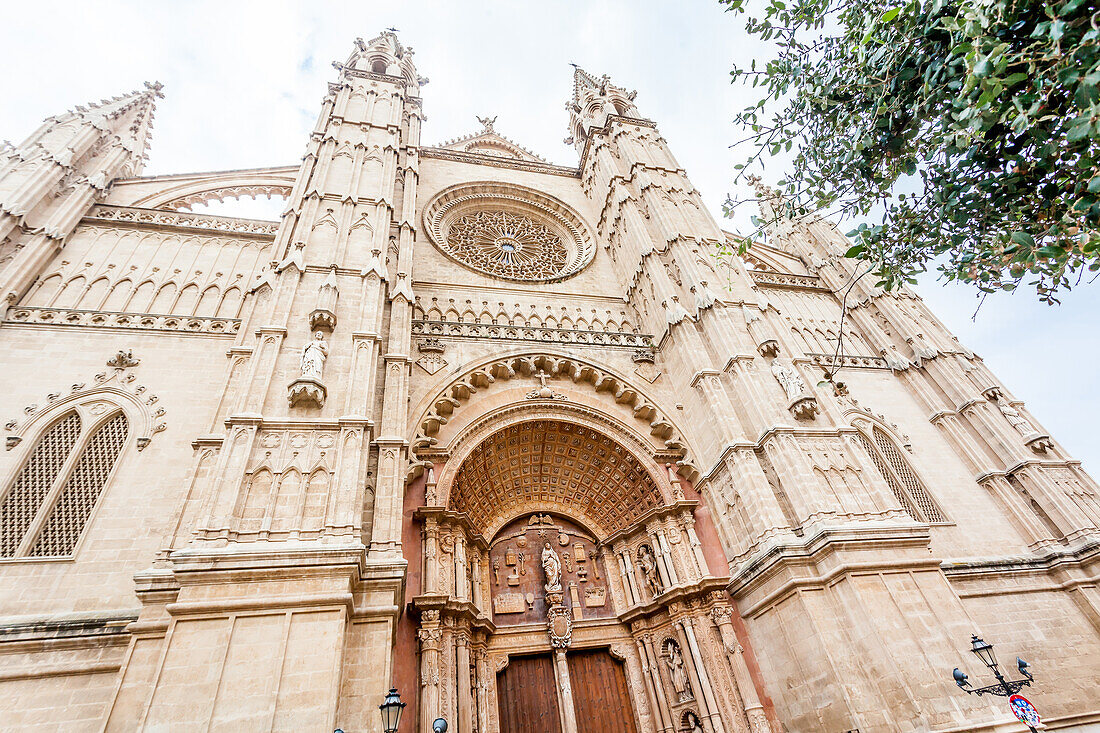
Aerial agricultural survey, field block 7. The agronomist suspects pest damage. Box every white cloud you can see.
[2,0,1094,471]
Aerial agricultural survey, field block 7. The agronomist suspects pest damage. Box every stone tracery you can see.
[447,209,569,280]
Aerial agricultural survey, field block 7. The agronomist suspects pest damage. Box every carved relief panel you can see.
[488,514,611,626]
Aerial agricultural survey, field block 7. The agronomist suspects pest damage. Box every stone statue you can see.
[541,542,562,593]
[300,331,328,381]
[997,399,1035,435]
[770,359,806,402]
[666,640,693,700]
[638,544,661,596]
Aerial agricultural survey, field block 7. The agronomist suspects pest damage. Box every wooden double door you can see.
[497,648,638,733]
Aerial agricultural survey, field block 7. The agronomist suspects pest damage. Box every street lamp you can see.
[951,635,1037,730]
[379,688,406,733]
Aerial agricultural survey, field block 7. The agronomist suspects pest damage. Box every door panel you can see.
[567,648,638,733]
[497,653,563,733]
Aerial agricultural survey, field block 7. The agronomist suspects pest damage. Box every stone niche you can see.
[488,513,612,626]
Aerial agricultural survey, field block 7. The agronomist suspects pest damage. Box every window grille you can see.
[856,427,947,523]
[0,409,129,559]
[31,413,128,556]
[0,412,81,556]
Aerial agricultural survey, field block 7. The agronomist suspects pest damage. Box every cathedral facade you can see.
[0,31,1098,733]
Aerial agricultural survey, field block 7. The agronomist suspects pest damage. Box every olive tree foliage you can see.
[721,0,1100,302]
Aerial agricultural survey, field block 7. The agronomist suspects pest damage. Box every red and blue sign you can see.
[1009,695,1041,727]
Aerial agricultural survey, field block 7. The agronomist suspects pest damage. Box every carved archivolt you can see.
[422,182,595,282]
[410,352,696,479]
[4,363,166,452]
[450,418,665,539]
[126,167,297,211]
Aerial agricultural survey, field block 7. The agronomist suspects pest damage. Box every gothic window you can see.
[446,210,570,281]
[0,410,129,558]
[855,426,947,523]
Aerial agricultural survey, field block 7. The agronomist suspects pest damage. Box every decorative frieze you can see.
[749,270,830,292]
[412,319,651,348]
[84,204,279,238]
[5,306,241,336]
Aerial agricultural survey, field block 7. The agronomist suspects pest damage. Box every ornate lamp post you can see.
[379,688,406,733]
[952,635,1038,732]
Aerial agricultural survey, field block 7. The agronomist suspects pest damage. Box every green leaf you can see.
[845,244,865,258]
[880,6,901,22]
[1011,232,1036,247]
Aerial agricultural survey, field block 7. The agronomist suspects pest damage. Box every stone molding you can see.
[749,270,830,292]
[412,319,652,349]
[5,306,241,336]
[83,204,279,239]
[421,146,580,177]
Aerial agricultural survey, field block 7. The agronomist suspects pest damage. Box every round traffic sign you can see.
[1009,695,1040,726]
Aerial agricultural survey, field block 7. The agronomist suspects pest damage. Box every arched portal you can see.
[411,412,761,733]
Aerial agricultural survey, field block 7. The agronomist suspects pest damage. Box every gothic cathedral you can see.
[1,32,1098,733]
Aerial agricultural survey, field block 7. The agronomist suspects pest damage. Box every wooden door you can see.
[567,648,639,733]
[497,653,563,733]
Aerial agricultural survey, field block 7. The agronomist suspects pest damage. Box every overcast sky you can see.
[2,0,1095,472]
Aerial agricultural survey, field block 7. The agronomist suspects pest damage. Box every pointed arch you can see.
[102,279,132,312]
[55,275,86,308]
[150,282,177,314]
[195,285,221,317]
[81,277,111,310]
[173,283,200,315]
[28,274,63,306]
[216,287,242,318]
[30,412,129,556]
[853,422,947,524]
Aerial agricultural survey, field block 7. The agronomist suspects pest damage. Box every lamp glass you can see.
[379,688,406,733]
[969,635,998,670]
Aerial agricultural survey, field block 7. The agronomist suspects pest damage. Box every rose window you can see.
[423,183,595,282]
[446,210,570,280]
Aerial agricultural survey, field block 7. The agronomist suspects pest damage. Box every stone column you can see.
[418,612,443,732]
[675,619,725,733]
[456,630,473,733]
[553,649,580,733]
[424,520,440,594]
[455,535,469,602]
[637,636,674,733]
[655,529,678,586]
[711,607,771,733]
[684,516,709,578]
[619,550,640,605]
[470,548,483,610]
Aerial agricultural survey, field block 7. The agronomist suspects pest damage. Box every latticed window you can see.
[856,426,948,523]
[0,410,128,558]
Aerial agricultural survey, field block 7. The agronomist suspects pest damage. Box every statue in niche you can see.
[770,358,807,402]
[300,331,329,381]
[685,711,705,732]
[638,544,661,597]
[666,640,693,701]
[996,398,1036,435]
[542,542,562,593]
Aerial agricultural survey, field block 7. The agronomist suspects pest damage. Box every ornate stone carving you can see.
[525,370,567,400]
[541,541,562,593]
[664,638,694,701]
[638,544,661,597]
[308,266,339,331]
[416,338,448,375]
[288,332,328,408]
[447,210,568,280]
[770,358,819,419]
[106,349,140,369]
[423,182,595,282]
[6,307,242,336]
[986,389,1051,453]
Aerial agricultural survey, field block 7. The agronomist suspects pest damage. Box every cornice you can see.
[420,146,580,177]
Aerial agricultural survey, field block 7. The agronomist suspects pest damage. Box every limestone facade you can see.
[1,31,1098,733]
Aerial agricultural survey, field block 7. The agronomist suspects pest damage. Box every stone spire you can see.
[564,65,641,153]
[0,82,163,309]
